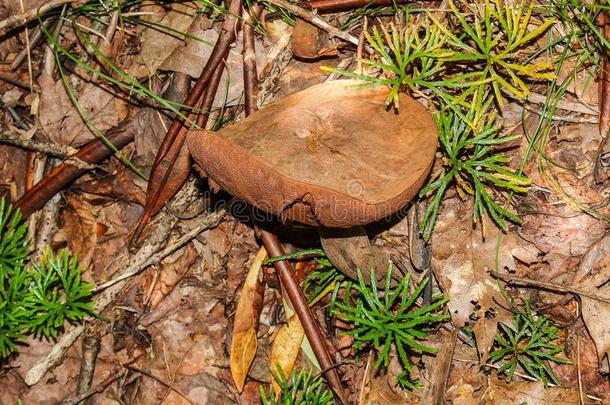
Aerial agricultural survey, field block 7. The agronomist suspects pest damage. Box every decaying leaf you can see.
[431,199,521,362]
[572,232,610,371]
[38,72,119,147]
[481,376,596,404]
[292,18,337,60]
[230,247,267,392]
[269,313,305,397]
[128,2,198,78]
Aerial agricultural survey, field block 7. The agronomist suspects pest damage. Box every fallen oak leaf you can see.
[230,246,267,392]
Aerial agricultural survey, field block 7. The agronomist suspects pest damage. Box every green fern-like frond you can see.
[435,0,556,105]
[25,248,96,338]
[0,199,96,358]
[419,92,531,240]
[0,199,30,280]
[260,366,334,405]
[489,303,567,385]
[334,266,448,389]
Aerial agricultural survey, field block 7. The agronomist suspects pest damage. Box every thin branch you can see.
[124,364,194,404]
[132,0,243,245]
[490,271,610,305]
[241,19,346,401]
[264,0,360,46]
[14,117,135,217]
[92,208,226,293]
[61,369,125,405]
[0,129,96,169]
[0,0,82,37]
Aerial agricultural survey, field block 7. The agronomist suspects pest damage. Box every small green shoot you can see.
[489,303,567,386]
[265,249,345,307]
[419,93,531,240]
[260,367,333,405]
[334,266,448,388]
[0,199,96,358]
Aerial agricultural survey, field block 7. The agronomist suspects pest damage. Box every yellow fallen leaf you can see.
[230,247,267,392]
[270,314,305,397]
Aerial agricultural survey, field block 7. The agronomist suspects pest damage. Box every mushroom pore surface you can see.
[187,80,438,227]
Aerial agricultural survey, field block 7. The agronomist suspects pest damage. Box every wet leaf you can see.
[230,247,267,392]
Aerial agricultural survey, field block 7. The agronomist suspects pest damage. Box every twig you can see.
[0,72,40,92]
[595,11,610,183]
[264,0,360,46]
[242,6,260,115]
[61,370,125,405]
[0,0,82,37]
[260,230,346,404]
[92,208,225,293]
[123,364,194,404]
[14,117,136,217]
[526,92,598,115]
[0,129,96,169]
[310,0,411,13]
[577,337,584,405]
[490,271,610,305]
[75,324,101,404]
[133,0,243,244]
[11,17,56,70]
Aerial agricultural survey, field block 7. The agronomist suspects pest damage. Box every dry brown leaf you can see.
[159,14,267,108]
[269,314,305,397]
[431,199,520,363]
[128,2,198,78]
[230,247,267,392]
[481,376,597,404]
[572,233,610,370]
[146,244,198,308]
[37,72,119,147]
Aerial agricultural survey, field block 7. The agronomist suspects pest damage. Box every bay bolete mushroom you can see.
[187,80,438,282]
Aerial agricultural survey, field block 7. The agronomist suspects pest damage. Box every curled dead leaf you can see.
[230,247,267,392]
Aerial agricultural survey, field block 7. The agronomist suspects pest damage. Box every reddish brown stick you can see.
[196,59,226,128]
[241,7,345,402]
[133,0,243,243]
[595,11,610,183]
[260,230,345,403]
[14,120,135,217]
[242,6,260,115]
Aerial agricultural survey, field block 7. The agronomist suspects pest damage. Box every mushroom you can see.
[187,79,438,283]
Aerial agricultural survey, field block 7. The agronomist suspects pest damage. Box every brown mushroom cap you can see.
[187,80,438,228]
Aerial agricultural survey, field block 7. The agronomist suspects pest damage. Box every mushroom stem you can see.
[259,229,346,403]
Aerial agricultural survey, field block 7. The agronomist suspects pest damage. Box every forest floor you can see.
[1,0,610,404]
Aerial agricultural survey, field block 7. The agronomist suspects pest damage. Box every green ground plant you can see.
[489,303,566,385]
[419,92,531,239]
[265,248,345,307]
[260,367,333,405]
[333,267,448,388]
[330,0,557,239]
[0,199,96,358]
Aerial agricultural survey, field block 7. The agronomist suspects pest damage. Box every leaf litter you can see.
[0,0,610,404]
